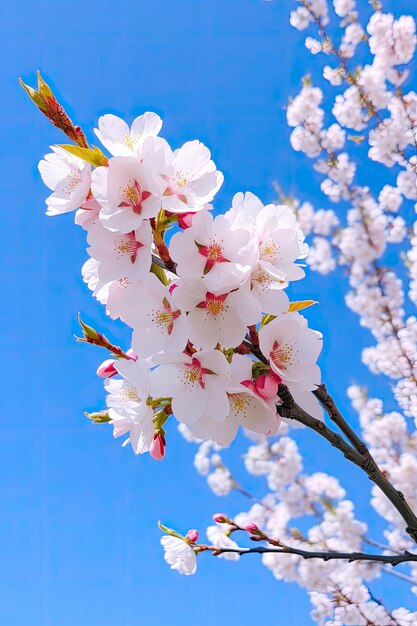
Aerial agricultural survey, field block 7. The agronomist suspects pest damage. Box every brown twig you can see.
[277,384,417,544]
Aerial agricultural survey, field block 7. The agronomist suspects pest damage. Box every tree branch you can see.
[277,384,417,544]
[210,545,417,567]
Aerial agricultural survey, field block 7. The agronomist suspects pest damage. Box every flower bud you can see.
[212,513,228,523]
[244,522,259,534]
[186,529,199,543]
[126,348,138,361]
[178,211,196,229]
[150,432,166,461]
[254,373,280,400]
[96,359,117,378]
[241,379,258,394]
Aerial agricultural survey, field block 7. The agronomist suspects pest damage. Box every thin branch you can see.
[277,384,417,544]
[381,566,417,585]
[313,384,368,455]
[209,545,417,567]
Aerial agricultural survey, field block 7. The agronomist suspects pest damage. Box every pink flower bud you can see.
[178,211,197,229]
[269,370,281,383]
[186,529,199,543]
[126,348,138,361]
[244,522,259,534]
[149,433,166,461]
[212,513,227,523]
[96,359,117,378]
[254,373,279,400]
[241,379,258,394]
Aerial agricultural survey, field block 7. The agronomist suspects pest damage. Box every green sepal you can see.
[158,521,186,542]
[286,300,318,313]
[58,144,108,167]
[150,262,169,286]
[78,313,101,341]
[85,410,111,424]
[260,313,276,329]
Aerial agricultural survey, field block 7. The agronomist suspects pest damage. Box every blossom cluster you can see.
[38,113,323,458]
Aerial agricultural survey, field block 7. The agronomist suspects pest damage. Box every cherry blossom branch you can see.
[76,315,133,360]
[19,71,89,148]
[208,544,417,567]
[277,384,417,544]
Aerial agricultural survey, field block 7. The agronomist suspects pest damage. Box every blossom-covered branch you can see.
[22,0,417,620]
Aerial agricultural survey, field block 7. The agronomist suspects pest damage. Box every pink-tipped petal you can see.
[97,359,117,378]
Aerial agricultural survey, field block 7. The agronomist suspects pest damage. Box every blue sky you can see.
[2,0,417,624]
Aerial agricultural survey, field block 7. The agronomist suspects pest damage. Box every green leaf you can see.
[157,521,186,541]
[37,70,54,98]
[260,314,276,329]
[150,262,169,286]
[19,78,48,112]
[287,300,318,313]
[58,144,108,167]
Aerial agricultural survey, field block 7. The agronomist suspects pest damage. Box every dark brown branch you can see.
[210,545,417,567]
[313,384,367,454]
[277,384,417,544]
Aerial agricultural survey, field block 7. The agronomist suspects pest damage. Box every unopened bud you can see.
[254,373,279,400]
[150,432,166,461]
[78,314,101,341]
[178,211,197,229]
[126,348,138,361]
[186,529,199,543]
[241,379,258,394]
[97,359,117,378]
[213,513,228,523]
[244,522,259,534]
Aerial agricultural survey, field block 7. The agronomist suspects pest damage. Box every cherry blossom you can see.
[189,354,280,446]
[91,156,161,232]
[105,358,154,455]
[172,279,261,350]
[160,535,197,575]
[159,140,223,213]
[150,350,231,426]
[169,209,257,293]
[87,219,152,282]
[38,147,91,216]
[94,112,162,157]
[259,313,322,392]
[129,273,188,357]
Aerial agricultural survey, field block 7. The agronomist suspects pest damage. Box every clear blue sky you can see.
[2,1,417,624]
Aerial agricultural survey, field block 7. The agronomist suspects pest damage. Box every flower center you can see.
[229,393,251,414]
[259,237,279,262]
[119,179,151,214]
[122,132,139,151]
[196,292,228,318]
[196,241,229,273]
[270,340,294,370]
[121,388,140,403]
[183,357,211,389]
[63,172,82,195]
[154,298,181,335]
[174,170,189,190]
[114,232,143,263]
